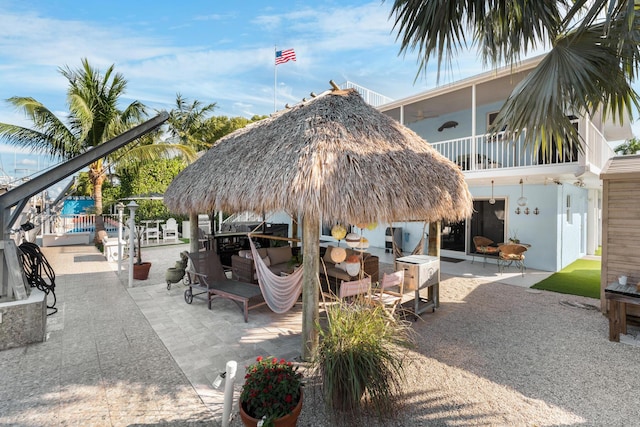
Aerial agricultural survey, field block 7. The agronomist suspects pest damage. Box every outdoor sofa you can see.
[231,245,297,283]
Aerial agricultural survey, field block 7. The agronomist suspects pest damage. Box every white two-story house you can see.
[314,55,632,272]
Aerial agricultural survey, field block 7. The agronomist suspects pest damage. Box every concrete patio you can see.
[4,242,637,426]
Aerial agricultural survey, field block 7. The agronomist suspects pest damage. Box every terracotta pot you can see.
[133,262,152,280]
[239,389,303,427]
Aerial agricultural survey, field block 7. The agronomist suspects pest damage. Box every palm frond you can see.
[492,22,640,151]
[0,97,76,157]
[389,0,568,80]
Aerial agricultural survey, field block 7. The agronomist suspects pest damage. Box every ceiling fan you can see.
[406,109,437,123]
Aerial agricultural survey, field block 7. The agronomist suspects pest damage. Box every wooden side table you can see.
[605,282,640,342]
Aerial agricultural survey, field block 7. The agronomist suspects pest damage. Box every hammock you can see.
[248,238,303,313]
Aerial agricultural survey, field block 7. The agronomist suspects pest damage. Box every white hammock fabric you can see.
[249,238,303,313]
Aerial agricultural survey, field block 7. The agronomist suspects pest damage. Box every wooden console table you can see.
[605,282,640,342]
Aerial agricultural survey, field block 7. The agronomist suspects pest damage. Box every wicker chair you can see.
[472,236,500,266]
[497,244,527,276]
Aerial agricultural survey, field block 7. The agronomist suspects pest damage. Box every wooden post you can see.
[301,214,319,361]
[190,212,199,254]
[428,221,441,257]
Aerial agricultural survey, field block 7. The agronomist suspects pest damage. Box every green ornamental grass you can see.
[315,301,415,418]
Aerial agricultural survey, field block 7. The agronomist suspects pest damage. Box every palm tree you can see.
[388,0,640,154]
[166,94,218,152]
[0,59,196,239]
[614,137,640,155]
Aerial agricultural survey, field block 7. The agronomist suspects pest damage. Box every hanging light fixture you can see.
[517,178,528,207]
[489,180,496,205]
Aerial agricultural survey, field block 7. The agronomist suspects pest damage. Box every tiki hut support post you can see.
[428,221,441,257]
[301,215,320,361]
[189,212,199,254]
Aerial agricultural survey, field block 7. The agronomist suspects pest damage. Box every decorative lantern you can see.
[366,222,378,231]
[345,254,361,276]
[331,224,347,241]
[330,246,347,263]
[345,232,361,248]
[357,237,369,250]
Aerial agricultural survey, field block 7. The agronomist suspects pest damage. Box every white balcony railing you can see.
[429,121,611,172]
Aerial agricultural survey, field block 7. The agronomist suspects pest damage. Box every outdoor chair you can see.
[162,218,178,243]
[145,224,160,245]
[183,250,266,322]
[338,277,371,302]
[497,244,527,276]
[369,270,404,315]
[472,236,500,266]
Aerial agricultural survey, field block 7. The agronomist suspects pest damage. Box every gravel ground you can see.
[230,273,640,426]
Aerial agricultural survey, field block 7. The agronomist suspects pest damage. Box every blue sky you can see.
[0,0,490,185]
[0,0,637,190]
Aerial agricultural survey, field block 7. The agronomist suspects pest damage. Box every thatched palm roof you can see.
[165,89,472,224]
[166,88,472,360]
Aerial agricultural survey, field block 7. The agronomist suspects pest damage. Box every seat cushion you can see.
[478,246,499,254]
[501,253,525,260]
[267,246,293,265]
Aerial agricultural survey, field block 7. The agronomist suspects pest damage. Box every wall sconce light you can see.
[489,180,496,205]
[517,178,528,206]
[524,207,530,215]
[533,207,540,215]
[515,207,521,215]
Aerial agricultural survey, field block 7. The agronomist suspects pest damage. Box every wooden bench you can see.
[184,251,266,322]
[605,282,640,341]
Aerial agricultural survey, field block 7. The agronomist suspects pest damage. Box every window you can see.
[566,195,572,224]
[487,111,499,128]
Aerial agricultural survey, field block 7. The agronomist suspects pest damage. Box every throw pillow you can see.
[267,246,293,265]
[262,256,271,267]
[323,245,335,263]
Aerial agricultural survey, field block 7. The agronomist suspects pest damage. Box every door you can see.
[468,199,506,252]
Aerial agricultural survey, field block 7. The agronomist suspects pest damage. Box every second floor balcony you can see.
[429,119,614,175]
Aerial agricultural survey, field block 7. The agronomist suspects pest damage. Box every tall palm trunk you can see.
[90,161,106,243]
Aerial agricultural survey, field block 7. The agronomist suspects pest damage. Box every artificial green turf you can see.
[531,259,601,299]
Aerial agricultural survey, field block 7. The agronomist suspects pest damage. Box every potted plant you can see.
[314,301,414,418]
[132,223,152,280]
[239,356,303,427]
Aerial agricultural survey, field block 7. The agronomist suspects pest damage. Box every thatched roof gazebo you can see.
[165,88,472,359]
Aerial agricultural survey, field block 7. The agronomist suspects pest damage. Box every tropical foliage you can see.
[389,0,640,155]
[118,158,187,221]
[0,59,196,238]
[614,137,640,155]
[165,94,217,152]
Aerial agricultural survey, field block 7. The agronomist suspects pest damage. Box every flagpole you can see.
[274,45,277,112]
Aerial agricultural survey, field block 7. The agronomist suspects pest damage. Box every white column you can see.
[117,202,125,276]
[127,201,138,288]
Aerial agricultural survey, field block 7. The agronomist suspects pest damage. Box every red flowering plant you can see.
[240,356,303,425]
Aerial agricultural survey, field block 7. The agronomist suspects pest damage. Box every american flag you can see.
[275,48,296,65]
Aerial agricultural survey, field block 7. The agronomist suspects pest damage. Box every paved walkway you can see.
[0,244,215,426]
[0,242,555,426]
